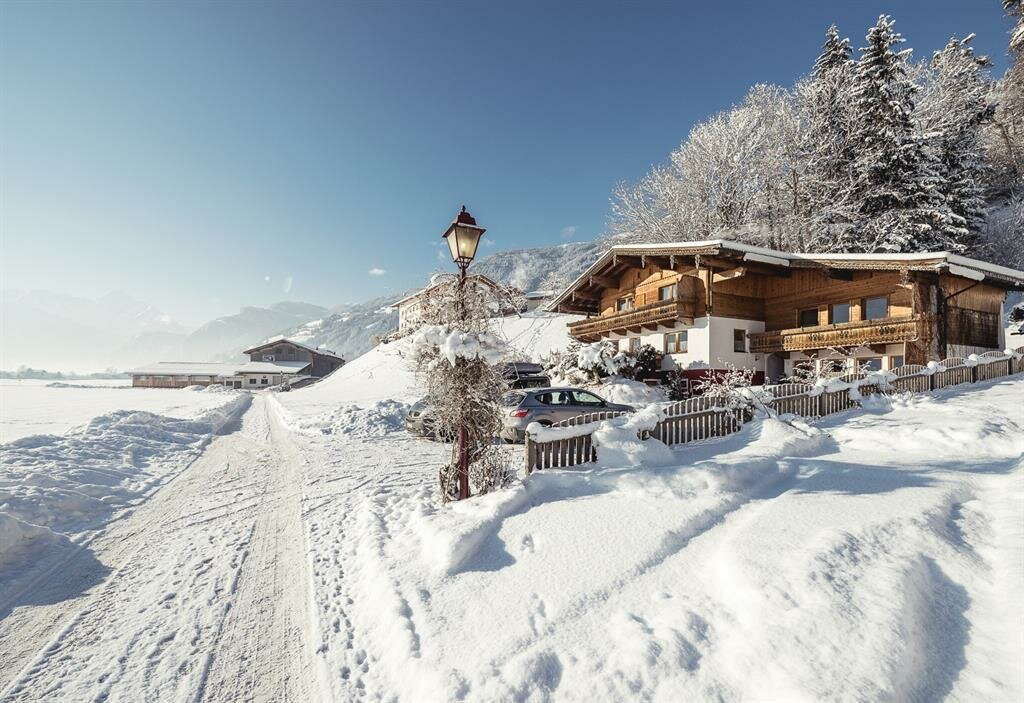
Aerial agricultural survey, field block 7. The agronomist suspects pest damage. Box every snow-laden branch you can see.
[411,325,507,367]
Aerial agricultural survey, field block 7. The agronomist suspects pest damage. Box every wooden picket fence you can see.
[524,347,1024,473]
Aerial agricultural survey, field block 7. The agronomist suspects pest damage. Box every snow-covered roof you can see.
[547,239,1024,312]
[128,362,241,376]
[243,336,343,360]
[235,361,311,375]
[390,274,502,308]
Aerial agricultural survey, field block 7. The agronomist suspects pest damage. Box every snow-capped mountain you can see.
[1,289,187,372]
[181,302,331,362]
[1,238,614,371]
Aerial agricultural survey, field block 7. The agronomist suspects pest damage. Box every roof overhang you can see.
[546,239,1024,314]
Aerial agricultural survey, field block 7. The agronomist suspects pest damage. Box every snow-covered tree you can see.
[917,35,996,245]
[847,15,959,253]
[803,25,858,251]
[989,0,1024,190]
[410,276,514,502]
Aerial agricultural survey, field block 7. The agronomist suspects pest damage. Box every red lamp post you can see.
[441,206,486,500]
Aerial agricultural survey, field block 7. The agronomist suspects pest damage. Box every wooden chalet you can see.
[131,337,344,389]
[547,240,1024,383]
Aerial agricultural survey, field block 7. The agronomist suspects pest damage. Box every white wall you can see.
[615,316,766,374]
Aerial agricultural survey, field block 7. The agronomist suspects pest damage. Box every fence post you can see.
[971,363,978,384]
[815,391,824,418]
[525,435,536,475]
[929,369,936,392]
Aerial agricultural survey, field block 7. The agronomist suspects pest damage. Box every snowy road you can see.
[0,397,318,702]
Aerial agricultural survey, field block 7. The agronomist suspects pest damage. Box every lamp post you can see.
[441,205,486,500]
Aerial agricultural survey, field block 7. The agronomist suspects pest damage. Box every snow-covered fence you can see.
[648,407,744,446]
[524,347,1024,474]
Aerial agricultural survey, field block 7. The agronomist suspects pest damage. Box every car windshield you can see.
[502,392,526,407]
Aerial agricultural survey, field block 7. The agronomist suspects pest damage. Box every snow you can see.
[411,325,507,366]
[0,378,246,443]
[2,303,1021,700]
[289,373,1023,701]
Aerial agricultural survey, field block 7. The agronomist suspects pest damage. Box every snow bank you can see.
[0,392,249,558]
[273,398,409,437]
[596,376,667,405]
[591,405,675,469]
[0,513,66,571]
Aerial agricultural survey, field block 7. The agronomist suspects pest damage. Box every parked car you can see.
[500,387,634,443]
[405,397,451,440]
[501,362,550,389]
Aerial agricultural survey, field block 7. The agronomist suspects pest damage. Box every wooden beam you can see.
[589,275,619,289]
[713,267,747,282]
[613,254,645,269]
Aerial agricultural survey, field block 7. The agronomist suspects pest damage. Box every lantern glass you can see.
[443,223,485,265]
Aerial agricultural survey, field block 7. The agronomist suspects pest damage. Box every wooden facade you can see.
[550,241,1023,376]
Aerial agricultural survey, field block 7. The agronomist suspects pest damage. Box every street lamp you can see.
[442,205,487,271]
[442,205,486,501]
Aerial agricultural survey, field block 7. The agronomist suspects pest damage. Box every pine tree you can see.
[848,15,958,253]
[919,35,995,247]
[804,25,857,251]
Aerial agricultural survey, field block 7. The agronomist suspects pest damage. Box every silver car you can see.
[500,387,634,443]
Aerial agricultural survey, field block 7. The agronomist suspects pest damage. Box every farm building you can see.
[547,239,1024,384]
[130,337,344,389]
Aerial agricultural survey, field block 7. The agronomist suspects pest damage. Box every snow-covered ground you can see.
[0,379,238,443]
[278,333,1024,701]
[1,311,1022,701]
[0,383,248,603]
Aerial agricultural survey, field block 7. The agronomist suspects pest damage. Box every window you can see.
[819,359,844,375]
[799,308,819,328]
[261,378,269,385]
[733,329,747,353]
[570,391,605,407]
[616,297,634,312]
[658,283,677,301]
[535,391,572,406]
[829,302,851,325]
[863,296,889,320]
[859,357,882,372]
[665,331,688,354]
[262,354,275,361]
[889,355,904,369]
[249,378,257,385]
[628,337,640,353]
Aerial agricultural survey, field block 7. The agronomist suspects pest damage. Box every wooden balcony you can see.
[748,315,924,354]
[568,298,696,342]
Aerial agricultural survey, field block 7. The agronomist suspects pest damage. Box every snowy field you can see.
[0,379,239,443]
[1,313,1022,701]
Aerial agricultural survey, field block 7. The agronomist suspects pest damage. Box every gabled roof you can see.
[235,361,311,375]
[243,336,343,361]
[547,239,1024,313]
[390,274,503,308]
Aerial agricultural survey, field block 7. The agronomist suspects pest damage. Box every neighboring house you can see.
[130,337,344,389]
[523,290,555,311]
[547,239,1024,383]
[391,274,511,332]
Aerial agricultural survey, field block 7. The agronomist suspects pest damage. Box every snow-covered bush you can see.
[410,275,514,503]
[618,344,661,381]
[664,369,692,401]
[787,347,856,385]
[693,363,764,419]
[541,340,587,385]
[577,341,631,381]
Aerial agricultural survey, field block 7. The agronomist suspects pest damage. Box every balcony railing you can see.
[568,298,697,341]
[748,315,924,354]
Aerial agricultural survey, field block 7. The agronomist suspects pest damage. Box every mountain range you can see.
[1,238,609,373]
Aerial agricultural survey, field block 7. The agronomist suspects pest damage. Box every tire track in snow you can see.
[0,397,321,702]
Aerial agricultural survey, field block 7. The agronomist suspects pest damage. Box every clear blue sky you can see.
[0,1,1014,326]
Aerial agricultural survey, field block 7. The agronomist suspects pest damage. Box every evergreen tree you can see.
[803,25,857,251]
[919,35,995,246]
[848,15,958,253]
